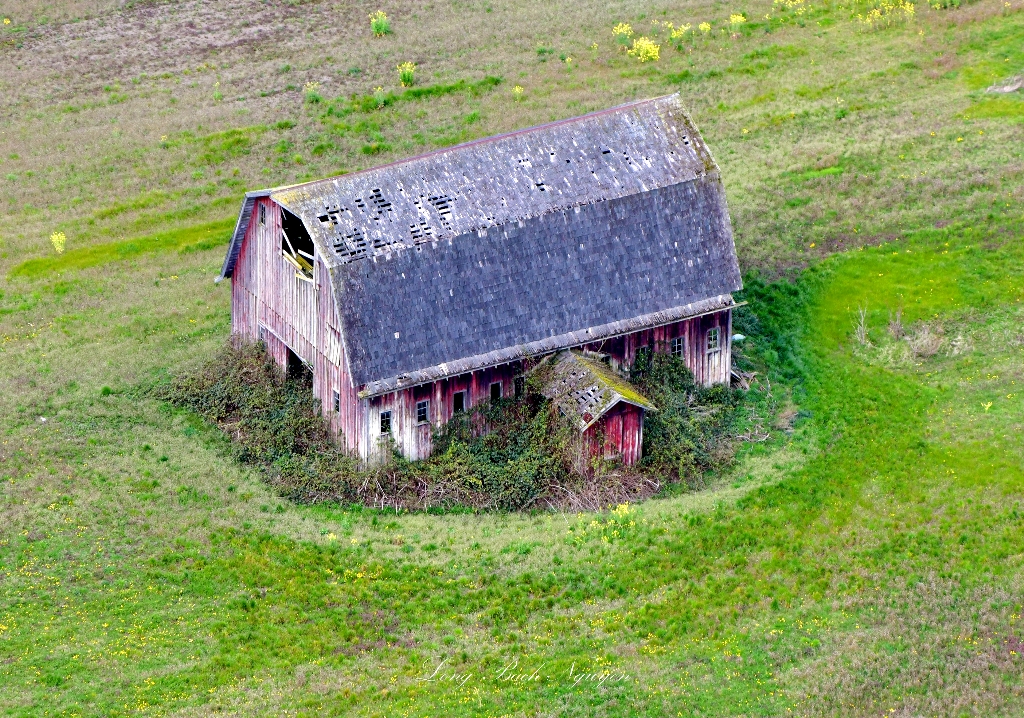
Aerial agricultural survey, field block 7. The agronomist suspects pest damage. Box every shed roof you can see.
[220,94,742,394]
[537,351,655,432]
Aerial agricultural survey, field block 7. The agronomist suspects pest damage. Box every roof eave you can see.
[216,189,274,283]
[357,295,745,398]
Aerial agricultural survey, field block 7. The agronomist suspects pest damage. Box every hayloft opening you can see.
[490,382,502,404]
[281,208,315,280]
[453,391,466,413]
[286,346,313,386]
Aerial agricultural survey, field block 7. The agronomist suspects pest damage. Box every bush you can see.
[161,338,747,512]
[631,351,742,486]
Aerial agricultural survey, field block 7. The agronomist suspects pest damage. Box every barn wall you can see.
[580,308,732,386]
[363,363,524,461]
[231,198,363,452]
[584,403,645,467]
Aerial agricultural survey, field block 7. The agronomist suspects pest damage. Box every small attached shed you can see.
[218,93,742,466]
[537,351,657,466]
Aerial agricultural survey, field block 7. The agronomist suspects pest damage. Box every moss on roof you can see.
[536,351,655,432]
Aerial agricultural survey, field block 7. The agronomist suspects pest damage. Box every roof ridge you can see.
[264,93,680,196]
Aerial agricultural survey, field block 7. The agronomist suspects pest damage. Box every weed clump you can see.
[163,339,746,512]
[369,10,391,37]
[396,62,416,87]
[631,350,741,487]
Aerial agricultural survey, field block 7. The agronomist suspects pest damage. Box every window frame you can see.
[706,327,721,354]
[453,391,467,414]
[416,400,430,425]
[258,202,266,226]
[671,336,685,358]
[379,410,392,435]
[332,390,340,413]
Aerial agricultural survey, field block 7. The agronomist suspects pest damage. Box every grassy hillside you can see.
[2,0,1024,714]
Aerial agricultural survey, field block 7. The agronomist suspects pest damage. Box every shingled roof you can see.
[220,94,742,396]
[538,351,655,432]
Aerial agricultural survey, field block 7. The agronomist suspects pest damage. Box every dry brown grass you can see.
[789,575,1024,716]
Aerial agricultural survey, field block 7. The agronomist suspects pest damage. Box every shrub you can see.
[611,22,634,50]
[631,351,742,486]
[162,339,747,512]
[369,10,391,37]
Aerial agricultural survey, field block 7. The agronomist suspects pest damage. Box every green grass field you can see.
[2,0,1024,714]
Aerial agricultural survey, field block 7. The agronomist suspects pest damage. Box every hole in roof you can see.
[333,227,369,259]
[427,195,455,226]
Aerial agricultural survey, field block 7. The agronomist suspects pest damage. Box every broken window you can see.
[380,410,392,435]
[280,208,315,282]
[706,328,721,353]
[490,382,502,404]
[258,203,266,226]
[671,336,685,358]
[416,400,429,425]
[333,390,340,413]
[453,391,466,413]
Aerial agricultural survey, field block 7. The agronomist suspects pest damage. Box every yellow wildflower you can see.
[396,62,416,87]
[369,10,391,37]
[627,36,660,62]
[699,21,712,33]
[730,13,747,24]
[612,22,634,38]
[50,231,66,254]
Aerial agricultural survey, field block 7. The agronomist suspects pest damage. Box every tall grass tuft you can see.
[303,81,322,104]
[396,62,416,88]
[369,10,391,37]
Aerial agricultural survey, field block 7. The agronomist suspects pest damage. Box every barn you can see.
[217,93,742,465]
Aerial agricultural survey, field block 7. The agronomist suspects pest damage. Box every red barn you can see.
[217,94,742,465]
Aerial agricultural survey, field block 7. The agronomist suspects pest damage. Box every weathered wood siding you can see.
[362,363,523,461]
[584,403,645,467]
[581,309,732,386]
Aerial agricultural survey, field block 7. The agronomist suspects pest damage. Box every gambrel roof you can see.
[220,94,742,397]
